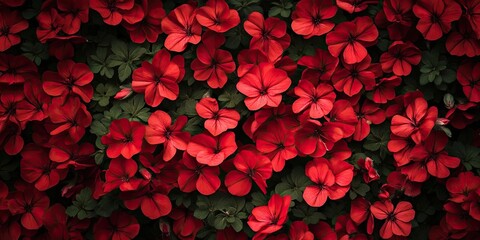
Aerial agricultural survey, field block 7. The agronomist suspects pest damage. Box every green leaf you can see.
[111,40,128,58]
[95,195,120,217]
[118,63,132,82]
[363,124,390,158]
[274,166,312,201]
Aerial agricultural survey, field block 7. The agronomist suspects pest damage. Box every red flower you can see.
[457,61,480,103]
[326,99,358,138]
[187,131,237,166]
[161,4,202,52]
[446,171,480,204]
[36,9,64,43]
[387,171,422,197]
[0,9,28,52]
[103,157,144,192]
[357,157,380,183]
[145,110,189,161]
[8,183,50,230]
[370,75,402,104]
[43,204,69,240]
[289,221,314,240]
[332,55,376,96]
[458,0,480,39]
[350,197,374,234]
[247,194,291,240]
[303,158,354,207]
[196,97,240,136]
[191,31,236,89]
[101,118,145,159]
[401,131,460,182]
[196,0,240,33]
[380,41,421,76]
[326,16,378,64]
[237,63,291,111]
[353,100,386,141]
[90,0,143,26]
[255,122,297,172]
[244,12,291,62]
[169,208,204,240]
[0,53,38,85]
[225,149,273,196]
[336,0,378,13]
[42,59,94,103]
[132,49,182,107]
[295,120,343,157]
[309,221,337,240]
[391,97,438,144]
[412,0,462,41]
[381,0,416,40]
[370,200,415,239]
[293,81,336,119]
[298,49,339,83]
[123,0,166,43]
[49,142,95,170]
[93,211,140,240]
[17,78,50,122]
[446,18,480,57]
[122,185,172,220]
[177,153,221,195]
[20,144,67,191]
[57,0,89,34]
[291,0,337,38]
[48,97,92,143]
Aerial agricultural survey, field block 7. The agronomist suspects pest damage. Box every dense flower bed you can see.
[0,0,480,239]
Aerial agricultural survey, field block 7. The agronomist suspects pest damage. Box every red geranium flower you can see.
[237,63,291,111]
[244,12,291,62]
[93,211,140,240]
[446,171,480,204]
[303,158,354,207]
[121,183,172,220]
[161,4,202,52]
[380,0,416,40]
[191,31,236,89]
[132,49,182,107]
[332,55,376,96]
[247,194,291,240]
[326,16,378,64]
[370,75,402,104]
[336,0,378,13]
[391,97,438,144]
[225,149,273,196]
[57,0,89,34]
[353,100,386,141]
[255,122,297,172]
[380,41,421,76]
[457,61,480,103]
[196,97,240,136]
[446,18,480,57]
[16,78,50,122]
[101,118,145,159]
[196,0,240,33]
[0,53,37,85]
[20,144,68,191]
[0,87,23,131]
[289,221,314,240]
[295,120,343,157]
[145,110,189,161]
[43,204,69,240]
[326,99,358,138]
[370,200,415,239]
[42,59,94,103]
[350,197,374,234]
[103,157,144,192]
[90,0,143,26]
[298,49,339,83]
[36,9,64,43]
[48,97,92,144]
[187,131,237,166]
[293,81,336,119]
[49,142,95,170]
[177,153,221,195]
[0,9,28,52]
[123,0,166,43]
[357,157,380,183]
[401,131,460,182]
[8,183,50,230]
[412,0,462,41]
[457,0,480,39]
[169,208,204,240]
[291,0,337,39]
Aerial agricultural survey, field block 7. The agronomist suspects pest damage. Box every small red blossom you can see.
[132,49,182,107]
[255,122,297,172]
[225,149,273,196]
[247,194,291,240]
[237,63,291,111]
[289,221,314,240]
[291,0,337,39]
[336,0,379,13]
[295,120,343,157]
[303,158,354,207]
[145,110,189,161]
[57,0,89,34]
[123,0,166,43]
[370,200,415,239]
[350,197,374,234]
[178,153,221,195]
[370,75,402,104]
[326,16,378,64]
[0,53,37,85]
[332,55,376,96]
[170,208,204,240]
[357,157,380,183]
[353,100,386,141]
[122,185,172,220]
[457,61,480,103]
[187,131,237,166]
[93,211,140,240]
[48,97,92,144]
[8,183,50,230]
[380,41,421,76]
[90,0,143,26]
[293,81,336,119]
[298,49,339,83]
[196,0,240,33]
[103,157,144,192]
[161,4,202,52]
[0,9,28,52]
[413,0,462,41]
[196,97,240,136]
[101,118,145,159]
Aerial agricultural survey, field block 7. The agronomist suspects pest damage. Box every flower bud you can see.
[443,93,455,109]
[114,87,133,100]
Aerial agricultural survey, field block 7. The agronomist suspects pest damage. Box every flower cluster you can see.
[0,0,480,239]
